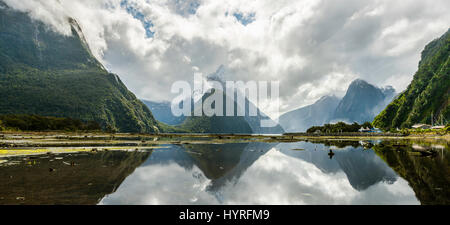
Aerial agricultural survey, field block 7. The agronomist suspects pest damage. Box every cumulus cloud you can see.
[3,0,450,117]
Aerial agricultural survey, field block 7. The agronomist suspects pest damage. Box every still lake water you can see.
[0,139,448,205]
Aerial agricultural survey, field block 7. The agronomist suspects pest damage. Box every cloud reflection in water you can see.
[100,143,419,205]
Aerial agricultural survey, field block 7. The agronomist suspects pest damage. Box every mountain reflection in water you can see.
[99,140,448,205]
[0,139,448,205]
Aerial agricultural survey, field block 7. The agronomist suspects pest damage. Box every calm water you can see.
[0,140,448,205]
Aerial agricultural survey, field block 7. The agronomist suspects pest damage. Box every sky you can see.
[3,0,450,118]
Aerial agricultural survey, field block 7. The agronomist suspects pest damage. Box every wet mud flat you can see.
[0,131,449,155]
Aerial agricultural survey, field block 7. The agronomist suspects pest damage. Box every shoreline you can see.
[1,130,448,138]
[0,131,448,158]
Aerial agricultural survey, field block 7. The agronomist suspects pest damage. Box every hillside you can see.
[373,29,450,130]
[279,95,340,132]
[142,100,187,126]
[0,2,160,133]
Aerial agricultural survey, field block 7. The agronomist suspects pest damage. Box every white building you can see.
[412,124,432,129]
[359,127,371,132]
[431,125,445,130]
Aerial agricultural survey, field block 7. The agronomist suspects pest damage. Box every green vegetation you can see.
[373,29,450,130]
[157,121,189,133]
[178,114,252,134]
[0,3,160,133]
[0,114,101,132]
[176,89,253,134]
[401,126,449,135]
[306,121,371,133]
[361,121,373,129]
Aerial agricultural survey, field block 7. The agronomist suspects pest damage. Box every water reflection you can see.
[0,139,448,205]
[276,141,398,191]
[0,151,151,204]
[373,142,450,205]
[100,140,447,205]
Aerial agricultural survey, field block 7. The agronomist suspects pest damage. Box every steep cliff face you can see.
[374,29,450,130]
[334,79,394,124]
[0,2,160,133]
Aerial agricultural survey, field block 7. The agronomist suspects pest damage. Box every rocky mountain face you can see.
[279,79,396,132]
[148,66,284,134]
[374,29,450,130]
[206,66,284,133]
[333,79,396,124]
[0,1,160,133]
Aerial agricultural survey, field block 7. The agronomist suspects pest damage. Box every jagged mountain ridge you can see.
[202,66,284,134]
[333,79,396,124]
[279,79,396,132]
[146,66,284,134]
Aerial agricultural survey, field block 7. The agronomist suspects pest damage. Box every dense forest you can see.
[373,29,450,130]
[306,122,373,133]
[0,114,101,132]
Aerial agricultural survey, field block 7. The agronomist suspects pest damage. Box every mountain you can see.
[279,95,341,132]
[0,2,160,133]
[206,66,284,134]
[333,79,396,124]
[177,66,283,134]
[243,97,285,134]
[178,88,253,133]
[374,29,450,130]
[141,100,186,126]
[279,79,395,132]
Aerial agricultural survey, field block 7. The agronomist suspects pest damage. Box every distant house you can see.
[359,127,371,132]
[412,124,432,129]
[359,127,382,133]
[431,125,445,130]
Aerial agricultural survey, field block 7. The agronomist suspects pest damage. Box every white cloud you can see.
[3,0,450,117]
